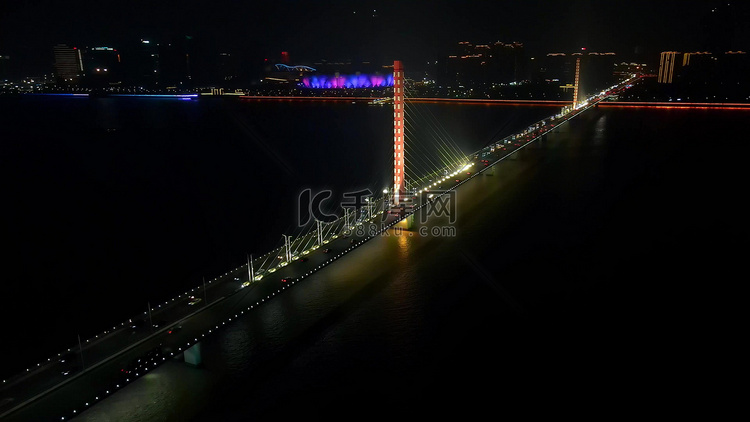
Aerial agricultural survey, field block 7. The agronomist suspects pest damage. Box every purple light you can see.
[25,93,89,97]
[111,94,198,98]
[301,73,394,89]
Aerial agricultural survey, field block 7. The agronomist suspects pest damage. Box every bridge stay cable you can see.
[403,84,467,161]
[398,85,470,195]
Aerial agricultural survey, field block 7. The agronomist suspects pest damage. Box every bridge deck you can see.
[0,76,641,422]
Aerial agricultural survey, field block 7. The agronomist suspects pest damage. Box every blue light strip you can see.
[275,64,317,72]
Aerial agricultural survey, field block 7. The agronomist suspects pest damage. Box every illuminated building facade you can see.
[653,50,749,100]
[301,73,393,88]
[53,44,83,84]
[657,50,744,84]
[658,51,679,83]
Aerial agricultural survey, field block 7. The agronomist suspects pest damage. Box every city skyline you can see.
[1,0,748,78]
[1,1,747,420]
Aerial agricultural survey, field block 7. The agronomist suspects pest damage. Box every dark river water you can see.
[0,96,744,420]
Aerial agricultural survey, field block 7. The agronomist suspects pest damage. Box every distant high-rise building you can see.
[159,35,194,87]
[653,49,748,100]
[679,51,714,83]
[440,41,525,87]
[657,50,741,85]
[720,51,748,83]
[83,46,122,87]
[0,55,10,80]
[580,51,617,95]
[281,51,290,64]
[536,51,616,96]
[658,51,679,83]
[682,51,711,66]
[538,53,576,84]
[493,41,527,83]
[134,39,160,86]
[53,44,83,84]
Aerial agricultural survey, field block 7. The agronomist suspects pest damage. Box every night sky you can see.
[1,0,749,76]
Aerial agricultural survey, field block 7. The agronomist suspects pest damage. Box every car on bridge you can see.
[58,352,77,376]
[58,352,75,364]
[188,296,202,305]
[152,319,167,328]
[129,319,146,329]
[323,248,332,253]
[120,364,134,377]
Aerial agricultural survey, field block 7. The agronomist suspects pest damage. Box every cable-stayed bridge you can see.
[0,61,641,422]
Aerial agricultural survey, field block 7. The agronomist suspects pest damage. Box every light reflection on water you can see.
[75,363,222,422]
[74,212,430,421]
[66,106,739,421]
[219,327,252,376]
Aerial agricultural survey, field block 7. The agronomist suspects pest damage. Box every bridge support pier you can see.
[184,342,203,367]
[395,213,414,230]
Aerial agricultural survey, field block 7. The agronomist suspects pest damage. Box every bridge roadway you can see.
[0,77,638,422]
